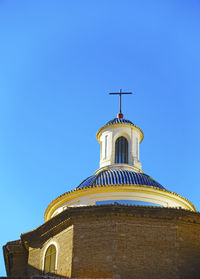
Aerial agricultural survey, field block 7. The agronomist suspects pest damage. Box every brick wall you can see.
[27,225,73,277]
[72,216,179,279]
[3,240,28,276]
[177,222,200,279]
[4,205,200,279]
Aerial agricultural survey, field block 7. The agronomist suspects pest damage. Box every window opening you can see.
[136,137,138,159]
[115,136,128,163]
[105,135,108,159]
[44,244,56,274]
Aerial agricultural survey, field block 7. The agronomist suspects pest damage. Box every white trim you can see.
[46,185,196,220]
[113,132,130,144]
[42,240,58,273]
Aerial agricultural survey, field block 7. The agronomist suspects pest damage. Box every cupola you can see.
[96,89,144,172]
[96,117,144,172]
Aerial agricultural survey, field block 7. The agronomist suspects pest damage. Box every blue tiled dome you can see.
[106,118,134,126]
[77,168,165,190]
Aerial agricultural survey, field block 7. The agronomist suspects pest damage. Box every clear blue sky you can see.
[0,0,200,275]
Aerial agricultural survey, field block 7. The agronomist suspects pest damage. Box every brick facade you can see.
[3,205,200,279]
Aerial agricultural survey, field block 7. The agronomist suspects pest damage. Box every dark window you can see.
[44,244,56,274]
[115,136,128,163]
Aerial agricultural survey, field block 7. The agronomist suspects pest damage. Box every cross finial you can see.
[109,89,132,119]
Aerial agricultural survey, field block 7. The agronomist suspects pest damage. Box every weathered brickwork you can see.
[3,205,200,279]
[51,225,73,277]
[177,223,200,279]
[27,225,73,277]
[3,240,28,276]
[72,216,179,279]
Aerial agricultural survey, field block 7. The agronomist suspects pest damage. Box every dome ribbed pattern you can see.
[77,168,165,190]
[106,118,134,125]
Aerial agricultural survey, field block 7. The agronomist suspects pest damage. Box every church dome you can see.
[44,92,196,221]
[77,168,165,190]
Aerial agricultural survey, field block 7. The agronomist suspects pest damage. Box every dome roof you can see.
[106,118,134,125]
[77,168,165,190]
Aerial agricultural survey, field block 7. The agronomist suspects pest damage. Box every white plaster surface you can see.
[50,186,195,219]
[98,125,142,170]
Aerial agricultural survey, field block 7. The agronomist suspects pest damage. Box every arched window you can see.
[44,244,56,274]
[115,136,128,164]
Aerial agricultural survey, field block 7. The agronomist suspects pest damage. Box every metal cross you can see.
[109,89,132,118]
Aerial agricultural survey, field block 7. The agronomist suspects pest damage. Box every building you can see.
[3,94,200,279]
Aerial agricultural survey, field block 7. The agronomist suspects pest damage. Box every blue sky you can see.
[0,0,200,275]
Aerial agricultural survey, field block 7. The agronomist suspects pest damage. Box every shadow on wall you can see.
[12,264,71,278]
[0,264,114,279]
